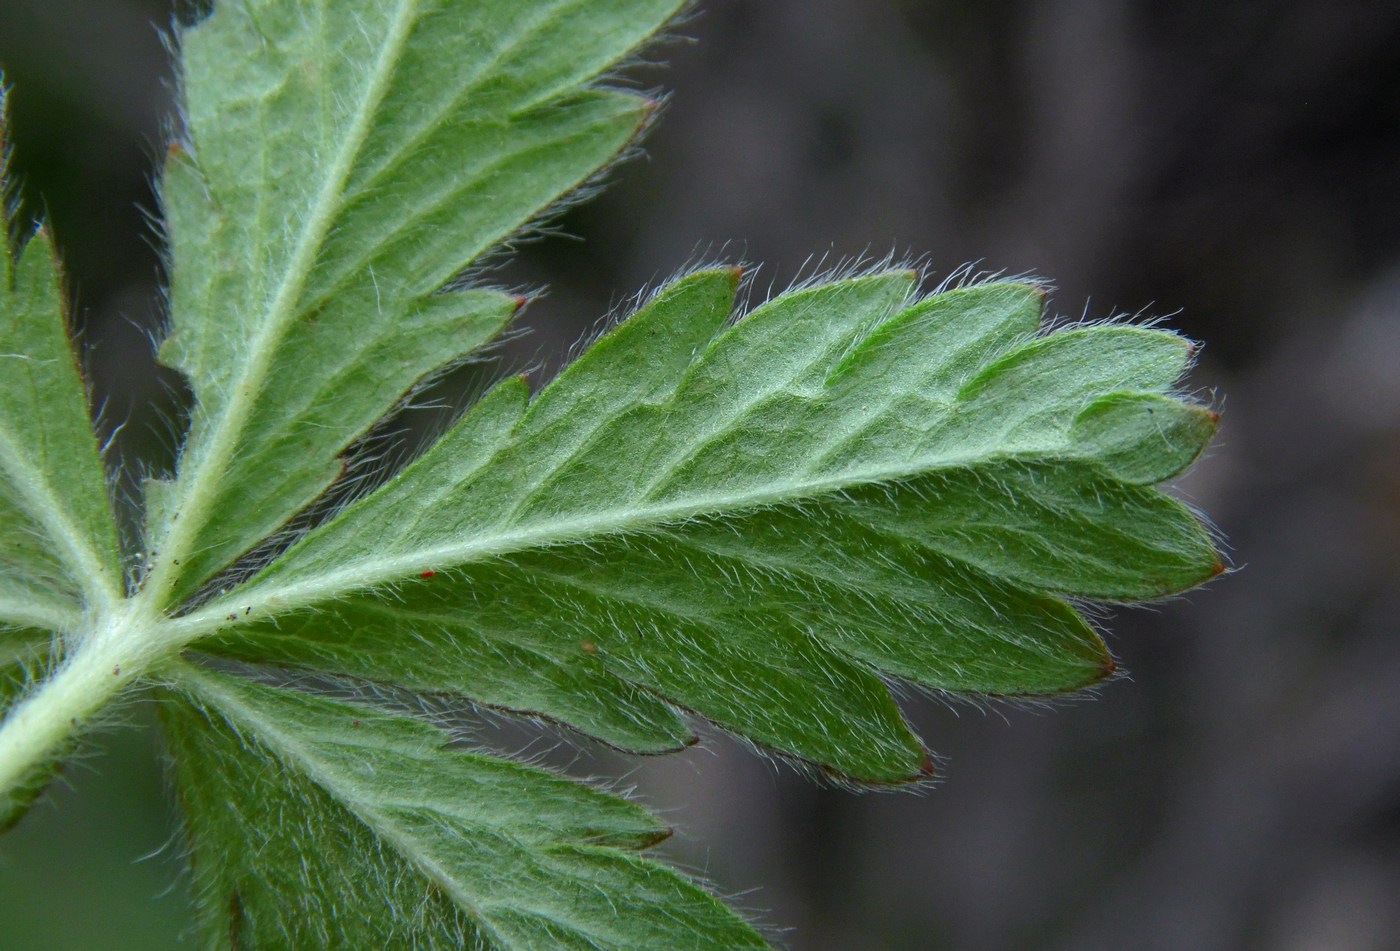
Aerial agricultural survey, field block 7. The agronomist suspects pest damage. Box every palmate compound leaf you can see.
[192,268,1223,785]
[148,0,684,604]
[161,665,767,949]
[0,0,1224,942]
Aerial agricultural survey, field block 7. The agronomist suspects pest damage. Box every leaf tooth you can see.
[824,280,1043,399]
[1070,392,1219,484]
[957,325,1194,405]
[519,268,738,435]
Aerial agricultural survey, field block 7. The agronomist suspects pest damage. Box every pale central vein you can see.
[0,426,119,611]
[149,0,423,601]
[173,449,1041,638]
[183,664,506,944]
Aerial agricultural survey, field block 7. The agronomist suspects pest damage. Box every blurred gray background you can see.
[2,1,1399,949]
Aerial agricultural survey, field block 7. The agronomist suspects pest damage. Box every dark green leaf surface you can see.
[204,270,1221,782]
[0,2,1227,943]
[152,0,683,601]
[164,665,768,949]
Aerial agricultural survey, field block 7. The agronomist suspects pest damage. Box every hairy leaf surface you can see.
[202,271,1221,781]
[0,99,122,830]
[0,143,122,624]
[0,0,1228,942]
[164,665,767,949]
[153,0,682,601]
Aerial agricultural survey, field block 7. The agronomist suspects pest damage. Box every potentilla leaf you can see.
[196,271,1221,782]
[0,97,123,622]
[0,0,1232,942]
[163,664,769,949]
[151,0,684,603]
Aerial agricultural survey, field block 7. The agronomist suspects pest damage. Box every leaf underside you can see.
[205,271,1220,783]
[0,0,1225,945]
[163,666,766,950]
[146,0,777,941]
[0,209,122,630]
[155,0,682,603]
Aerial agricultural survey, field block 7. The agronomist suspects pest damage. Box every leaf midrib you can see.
[0,425,119,611]
[179,445,1071,636]
[344,1,566,196]
[151,0,423,603]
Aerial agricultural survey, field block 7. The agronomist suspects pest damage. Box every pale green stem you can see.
[0,603,160,796]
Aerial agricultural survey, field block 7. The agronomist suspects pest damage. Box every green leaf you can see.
[0,90,122,827]
[199,272,1220,782]
[152,0,684,602]
[163,664,768,949]
[0,2,1228,943]
[1,100,123,621]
